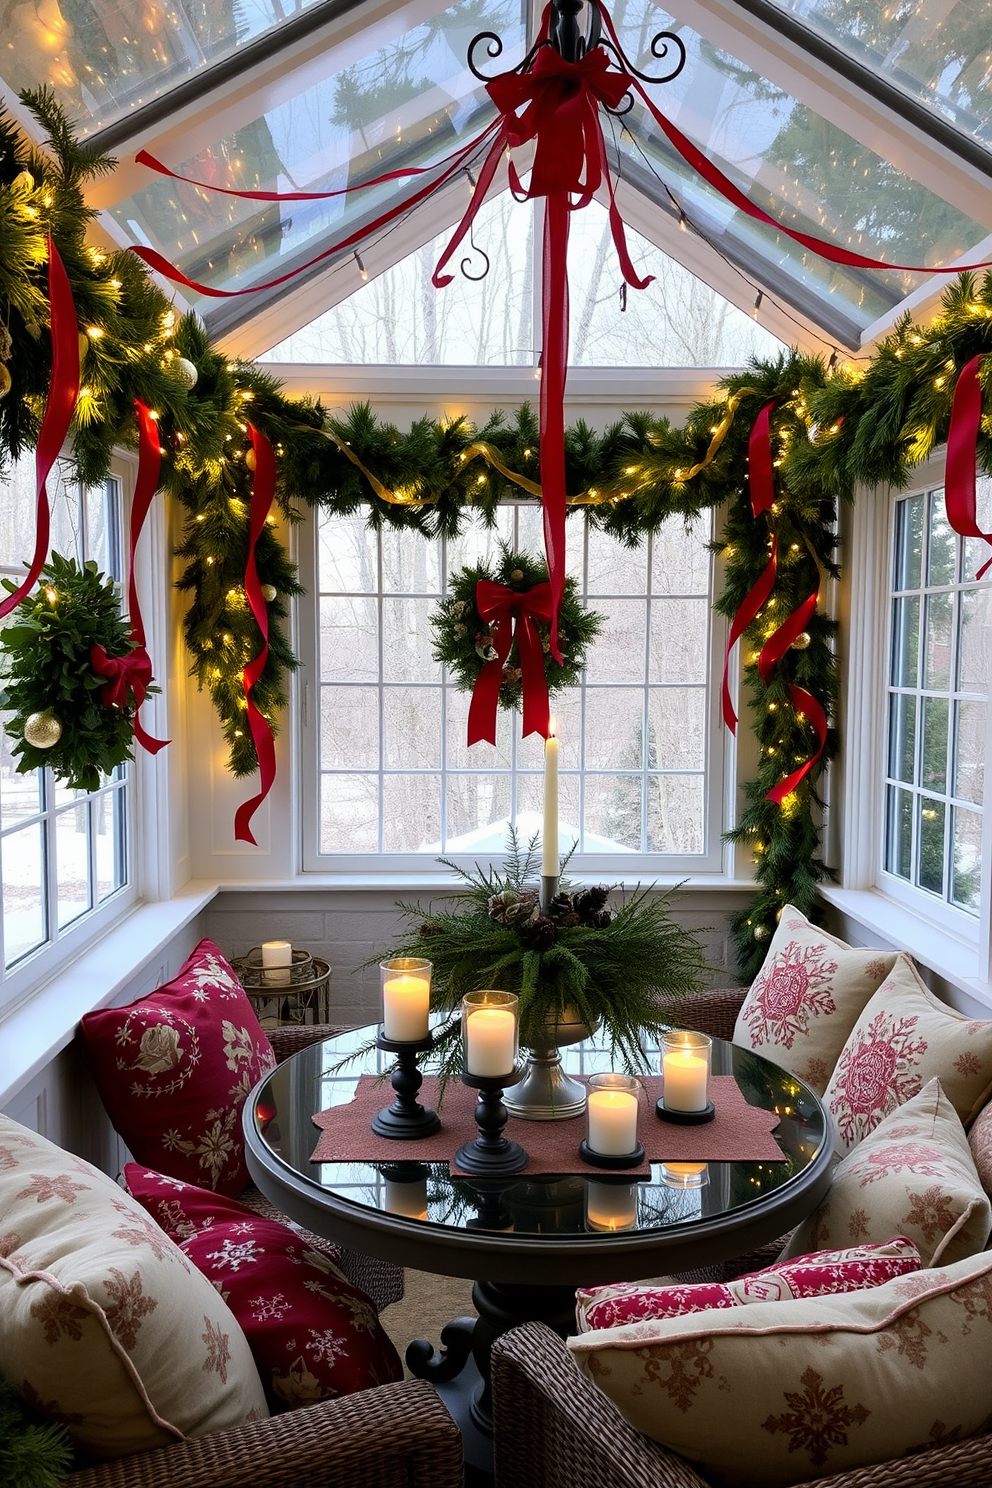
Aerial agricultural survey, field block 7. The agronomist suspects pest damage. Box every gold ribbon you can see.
[674,387,759,482]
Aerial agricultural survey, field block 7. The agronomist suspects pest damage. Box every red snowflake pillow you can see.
[81,939,276,1197]
[732,906,896,1095]
[122,1166,403,1412]
[782,1079,991,1267]
[575,1237,920,1333]
[824,953,992,1152]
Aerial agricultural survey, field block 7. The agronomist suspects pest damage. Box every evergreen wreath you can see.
[0,553,155,791]
[431,544,602,713]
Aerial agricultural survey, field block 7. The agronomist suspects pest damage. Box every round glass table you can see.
[244,1023,832,1477]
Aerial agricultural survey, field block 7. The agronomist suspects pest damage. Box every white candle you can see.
[542,718,559,877]
[261,939,292,986]
[587,1088,639,1155]
[383,972,431,1042]
[466,1007,516,1077]
[586,1180,637,1232]
[661,1162,709,1189]
[384,1177,429,1220]
[662,1049,709,1112]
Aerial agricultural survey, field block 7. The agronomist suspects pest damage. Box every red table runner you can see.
[311,1075,785,1177]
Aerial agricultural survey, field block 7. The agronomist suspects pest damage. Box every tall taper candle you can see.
[542,716,559,878]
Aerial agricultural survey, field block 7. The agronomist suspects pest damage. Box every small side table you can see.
[231,947,332,1027]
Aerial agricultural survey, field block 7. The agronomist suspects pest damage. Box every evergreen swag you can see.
[430,545,601,714]
[0,553,149,791]
[0,1376,73,1488]
[381,832,709,1080]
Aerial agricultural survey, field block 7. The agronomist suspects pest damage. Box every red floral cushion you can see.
[123,1166,403,1412]
[575,1238,921,1333]
[81,939,276,1197]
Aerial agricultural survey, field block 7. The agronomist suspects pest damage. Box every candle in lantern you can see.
[586,1180,638,1231]
[661,1034,710,1113]
[261,939,292,986]
[465,1006,516,1077]
[587,1077,639,1156]
[542,716,559,877]
[382,968,431,1043]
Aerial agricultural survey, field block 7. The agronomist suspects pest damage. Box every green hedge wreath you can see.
[430,544,602,715]
[0,553,156,792]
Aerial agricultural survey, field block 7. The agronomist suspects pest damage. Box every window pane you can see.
[921,696,949,793]
[587,526,647,595]
[319,512,377,593]
[3,822,45,965]
[515,773,581,857]
[445,690,512,770]
[56,802,91,930]
[649,600,709,683]
[652,523,711,596]
[585,599,647,683]
[95,788,126,903]
[383,688,441,769]
[964,478,992,579]
[890,597,920,687]
[923,592,953,691]
[885,785,913,881]
[958,588,992,693]
[649,776,705,855]
[894,496,925,591]
[952,808,983,915]
[84,480,121,581]
[927,493,956,587]
[382,531,441,595]
[382,600,439,683]
[887,693,916,784]
[446,509,515,573]
[382,776,441,852]
[320,687,379,770]
[0,719,41,828]
[584,775,643,852]
[648,688,706,772]
[583,691,645,770]
[320,596,378,681]
[954,700,986,806]
[320,774,378,853]
[917,797,946,894]
[446,775,513,843]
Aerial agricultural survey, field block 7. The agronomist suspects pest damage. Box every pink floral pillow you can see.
[732,905,896,1095]
[123,1166,403,1412]
[81,939,276,1196]
[824,954,992,1152]
[575,1238,920,1333]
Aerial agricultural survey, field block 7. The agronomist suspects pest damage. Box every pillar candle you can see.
[466,1007,516,1077]
[586,1180,637,1232]
[587,1087,638,1155]
[661,1162,709,1189]
[261,939,292,986]
[382,972,431,1042]
[542,718,559,877]
[384,1177,429,1220]
[662,1049,709,1112]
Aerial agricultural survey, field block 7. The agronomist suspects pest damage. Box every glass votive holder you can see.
[262,939,292,986]
[380,958,432,1044]
[661,1161,710,1189]
[462,990,519,1081]
[585,1179,638,1232]
[658,1030,714,1123]
[580,1072,645,1168]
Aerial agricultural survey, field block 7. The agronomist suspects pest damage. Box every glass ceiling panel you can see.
[611,3,991,338]
[258,193,784,365]
[107,0,526,300]
[762,0,992,149]
[0,0,337,138]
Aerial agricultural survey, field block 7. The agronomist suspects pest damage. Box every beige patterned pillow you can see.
[0,1114,268,1460]
[780,1080,990,1267]
[568,1248,992,1488]
[824,955,992,1152]
[968,1098,992,1197]
[732,906,896,1095]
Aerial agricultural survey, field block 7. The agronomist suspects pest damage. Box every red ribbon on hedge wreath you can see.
[765,684,829,805]
[758,585,825,803]
[721,536,777,734]
[0,236,79,622]
[90,643,154,710]
[946,354,992,579]
[234,425,278,845]
[467,578,553,746]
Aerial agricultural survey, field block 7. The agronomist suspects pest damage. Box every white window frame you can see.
[297,498,729,877]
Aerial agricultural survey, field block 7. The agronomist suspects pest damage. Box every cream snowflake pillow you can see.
[824,954,992,1152]
[732,906,896,1094]
[781,1079,991,1267]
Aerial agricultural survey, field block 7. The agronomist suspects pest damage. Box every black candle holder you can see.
[655,1097,715,1125]
[371,1029,441,1139]
[578,1138,646,1169]
[454,1070,529,1176]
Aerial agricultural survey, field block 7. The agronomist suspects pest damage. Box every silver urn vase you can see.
[503,1009,600,1120]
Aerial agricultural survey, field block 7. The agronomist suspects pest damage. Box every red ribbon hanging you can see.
[758,584,826,803]
[721,399,781,733]
[234,425,278,845]
[0,237,78,622]
[118,400,171,754]
[467,579,553,746]
[945,354,992,578]
[90,642,154,709]
[758,586,819,686]
[748,399,777,517]
[722,536,778,734]
[765,685,829,805]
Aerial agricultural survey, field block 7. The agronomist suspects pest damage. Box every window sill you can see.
[818,885,992,1013]
[218,873,759,893]
[0,880,218,1106]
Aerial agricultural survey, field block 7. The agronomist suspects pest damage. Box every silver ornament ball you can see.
[24,710,62,749]
[791,631,812,650]
[753,923,771,942]
[173,356,198,390]
[260,584,277,603]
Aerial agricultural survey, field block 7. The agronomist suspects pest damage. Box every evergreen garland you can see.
[0,1378,73,1488]
[0,553,150,791]
[431,544,602,713]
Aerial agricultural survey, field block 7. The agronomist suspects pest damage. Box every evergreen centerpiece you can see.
[380,833,709,1081]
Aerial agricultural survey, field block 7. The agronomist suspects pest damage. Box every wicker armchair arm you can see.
[267,1023,348,1062]
[800,1433,992,1488]
[64,1379,462,1488]
[491,1322,709,1488]
[662,988,748,1043]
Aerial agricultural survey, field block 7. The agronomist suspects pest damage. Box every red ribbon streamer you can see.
[758,587,819,687]
[234,425,278,845]
[120,400,170,754]
[468,579,553,745]
[722,535,778,735]
[134,148,449,202]
[766,685,829,805]
[946,354,992,579]
[0,237,78,622]
[90,642,154,709]
[748,400,777,517]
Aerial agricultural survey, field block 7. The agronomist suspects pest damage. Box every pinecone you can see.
[574,886,610,916]
[488,889,539,928]
[587,908,612,929]
[520,915,557,951]
[419,920,442,938]
[554,911,582,930]
[547,891,575,919]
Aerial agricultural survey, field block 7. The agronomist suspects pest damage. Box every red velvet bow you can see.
[90,643,153,710]
[467,579,553,746]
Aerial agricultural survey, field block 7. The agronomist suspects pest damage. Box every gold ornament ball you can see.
[245,447,257,471]
[260,583,277,602]
[792,631,812,650]
[24,710,62,749]
[510,569,524,582]
[173,356,198,391]
[753,923,771,942]
[78,330,90,363]
[0,364,11,400]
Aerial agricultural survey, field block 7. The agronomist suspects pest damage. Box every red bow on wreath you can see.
[467,579,553,746]
[90,643,153,710]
